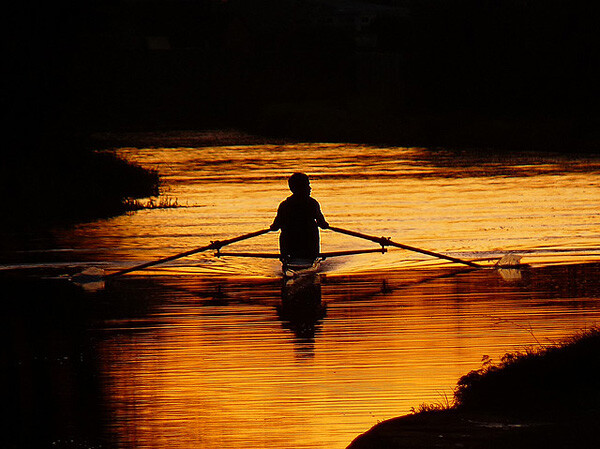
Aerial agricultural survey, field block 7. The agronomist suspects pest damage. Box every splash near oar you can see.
[328,226,483,268]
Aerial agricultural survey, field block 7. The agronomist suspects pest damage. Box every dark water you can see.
[6,136,600,448]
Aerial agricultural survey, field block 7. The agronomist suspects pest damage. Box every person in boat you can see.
[270,173,329,261]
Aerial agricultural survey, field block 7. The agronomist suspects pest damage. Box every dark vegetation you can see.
[8,1,600,149]
[5,1,599,226]
[454,327,600,417]
[2,148,159,230]
[123,195,181,211]
[348,327,600,448]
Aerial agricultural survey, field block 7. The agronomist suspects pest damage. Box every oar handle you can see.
[105,228,271,279]
[328,226,481,268]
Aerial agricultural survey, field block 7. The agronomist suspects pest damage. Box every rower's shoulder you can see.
[279,195,294,206]
[280,195,320,209]
[309,196,323,208]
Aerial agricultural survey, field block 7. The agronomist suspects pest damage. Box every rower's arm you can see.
[270,203,283,231]
[314,201,329,229]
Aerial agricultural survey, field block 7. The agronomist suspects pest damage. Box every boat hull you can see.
[282,258,321,278]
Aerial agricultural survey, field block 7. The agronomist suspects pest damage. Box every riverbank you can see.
[247,104,600,155]
[2,146,159,231]
[347,328,600,448]
[4,124,598,237]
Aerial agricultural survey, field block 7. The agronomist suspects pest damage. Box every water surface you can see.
[7,134,600,448]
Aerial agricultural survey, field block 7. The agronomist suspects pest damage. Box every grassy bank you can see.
[2,148,159,231]
[347,328,600,448]
[454,328,600,417]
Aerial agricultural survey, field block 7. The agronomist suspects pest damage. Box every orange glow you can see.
[97,267,600,448]
[59,144,599,275]
[53,142,599,448]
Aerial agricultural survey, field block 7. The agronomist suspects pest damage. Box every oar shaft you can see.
[105,228,271,278]
[328,226,481,268]
[320,248,387,259]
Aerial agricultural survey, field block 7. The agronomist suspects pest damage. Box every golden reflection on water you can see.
[98,265,600,449]
[54,144,600,275]
[43,141,600,448]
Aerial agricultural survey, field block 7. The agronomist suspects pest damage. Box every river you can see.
[6,131,600,448]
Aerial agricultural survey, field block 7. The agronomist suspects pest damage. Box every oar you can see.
[328,226,482,268]
[103,228,271,279]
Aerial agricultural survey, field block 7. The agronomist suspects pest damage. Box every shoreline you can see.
[6,263,599,448]
[2,147,159,232]
[347,328,600,449]
[347,408,599,449]
[244,108,600,156]
[4,125,598,233]
[91,115,600,156]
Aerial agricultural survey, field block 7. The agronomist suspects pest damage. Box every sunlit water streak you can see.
[95,265,600,449]
[5,135,600,448]
[3,142,598,273]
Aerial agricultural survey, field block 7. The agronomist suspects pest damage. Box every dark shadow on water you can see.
[5,273,170,448]
[5,277,110,449]
[7,263,600,448]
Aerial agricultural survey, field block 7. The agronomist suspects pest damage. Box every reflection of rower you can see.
[278,272,326,347]
[270,173,329,273]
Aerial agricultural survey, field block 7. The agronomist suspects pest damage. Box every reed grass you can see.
[2,150,160,229]
[410,392,453,414]
[122,196,182,211]
[410,327,600,417]
[453,327,600,416]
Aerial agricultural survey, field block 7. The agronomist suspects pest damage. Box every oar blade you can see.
[496,253,523,267]
[71,267,106,291]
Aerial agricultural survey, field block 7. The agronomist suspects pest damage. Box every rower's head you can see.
[288,172,311,196]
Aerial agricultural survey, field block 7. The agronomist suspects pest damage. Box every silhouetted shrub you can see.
[454,328,600,416]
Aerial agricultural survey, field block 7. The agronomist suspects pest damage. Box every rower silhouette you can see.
[270,173,329,261]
